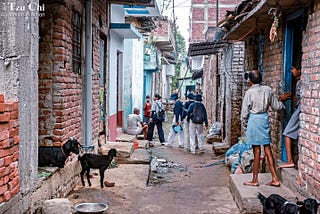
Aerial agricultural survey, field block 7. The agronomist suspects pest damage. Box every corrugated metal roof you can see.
[187,41,230,56]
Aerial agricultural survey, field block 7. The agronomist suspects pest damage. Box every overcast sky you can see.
[162,0,191,44]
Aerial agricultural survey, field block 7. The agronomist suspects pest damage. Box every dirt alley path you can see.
[68,116,240,214]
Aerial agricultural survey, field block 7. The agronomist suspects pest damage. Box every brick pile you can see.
[0,94,19,203]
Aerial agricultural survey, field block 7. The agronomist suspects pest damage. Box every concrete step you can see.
[99,141,134,159]
[99,141,150,164]
[229,173,297,213]
[116,134,136,142]
[278,166,306,199]
[213,142,230,155]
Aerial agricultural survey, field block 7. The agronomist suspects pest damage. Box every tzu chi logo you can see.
[1,2,46,17]
[5,2,45,12]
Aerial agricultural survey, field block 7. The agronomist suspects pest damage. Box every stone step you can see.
[99,141,150,164]
[213,142,229,155]
[278,166,305,199]
[116,134,136,142]
[229,173,297,213]
[99,141,134,159]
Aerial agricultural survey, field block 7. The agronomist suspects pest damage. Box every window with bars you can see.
[72,11,82,74]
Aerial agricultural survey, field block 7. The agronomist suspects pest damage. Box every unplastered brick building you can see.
[223,0,320,200]
[189,0,245,146]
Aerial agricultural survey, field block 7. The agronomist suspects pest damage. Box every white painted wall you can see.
[130,39,144,111]
[109,32,124,116]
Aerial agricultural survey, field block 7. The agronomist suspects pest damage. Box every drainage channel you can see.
[147,156,187,186]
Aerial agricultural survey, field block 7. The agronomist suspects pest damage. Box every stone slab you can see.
[213,142,229,155]
[229,173,297,213]
[99,142,134,159]
[129,149,151,164]
[116,134,136,142]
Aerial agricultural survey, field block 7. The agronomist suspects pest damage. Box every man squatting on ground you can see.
[166,92,184,148]
[126,108,148,140]
[241,70,285,187]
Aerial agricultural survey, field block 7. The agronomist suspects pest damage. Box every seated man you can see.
[126,108,148,139]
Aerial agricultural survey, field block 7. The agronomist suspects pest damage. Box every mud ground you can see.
[68,115,240,214]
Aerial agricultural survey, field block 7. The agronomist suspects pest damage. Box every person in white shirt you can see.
[126,108,148,140]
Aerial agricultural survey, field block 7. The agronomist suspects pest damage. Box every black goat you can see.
[38,139,80,168]
[78,148,117,188]
[297,198,320,214]
[258,193,299,214]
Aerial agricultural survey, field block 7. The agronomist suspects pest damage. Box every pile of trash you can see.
[225,138,253,174]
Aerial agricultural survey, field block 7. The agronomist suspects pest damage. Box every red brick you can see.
[0,95,4,103]
[12,152,18,161]
[0,104,5,113]
[4,156,12,167]
[10,183,19,196]
[0,130,9,141]
[8,176,19,190]
[12,102,18,111]
[0,184,8,194]
[10,111,18,120]
[0,149,10,159]
[0,113,10,123]
[2,191,10,201]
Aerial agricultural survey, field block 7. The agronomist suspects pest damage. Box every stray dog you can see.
[297,198,320,214]
[38,138,80,168]
[258,192,299,214]
[78,148,117,188]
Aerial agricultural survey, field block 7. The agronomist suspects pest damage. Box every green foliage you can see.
[171,27,187,89]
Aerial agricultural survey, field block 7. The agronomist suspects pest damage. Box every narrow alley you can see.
[67,128,240,214]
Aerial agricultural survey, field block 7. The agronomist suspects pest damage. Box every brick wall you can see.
[39,0,107,146]
[0,94,19,203]
[299,4,320,199]
[190,0,241,42]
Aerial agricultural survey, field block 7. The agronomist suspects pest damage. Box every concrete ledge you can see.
[277,165,307,199]
[213,142,229,155]
[116,134,136,142]
[229,173,296,213]
[99,142,134,158]
[129,149,151,164]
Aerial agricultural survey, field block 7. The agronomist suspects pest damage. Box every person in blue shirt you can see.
[187,94,208,154]
[165,92,184,147]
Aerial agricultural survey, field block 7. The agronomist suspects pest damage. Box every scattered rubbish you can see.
[203,159,225,168]
[148,156,187,185]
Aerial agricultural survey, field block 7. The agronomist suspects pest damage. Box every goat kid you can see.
[79,148,117,188]
[38,139,81,168]
[297,198,320,214]
[258,192,299,214]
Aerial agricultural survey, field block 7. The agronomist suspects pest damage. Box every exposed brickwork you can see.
[298,4,320,199]
[190,0,241,42]
[38,0,108,146]
[0,94,19,203]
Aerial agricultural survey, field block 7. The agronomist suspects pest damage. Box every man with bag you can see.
[165,92,184,148]
[146,93,165,147]
[187,94,208,154]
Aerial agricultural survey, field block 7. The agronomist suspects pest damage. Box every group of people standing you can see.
[131,91,208,154]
